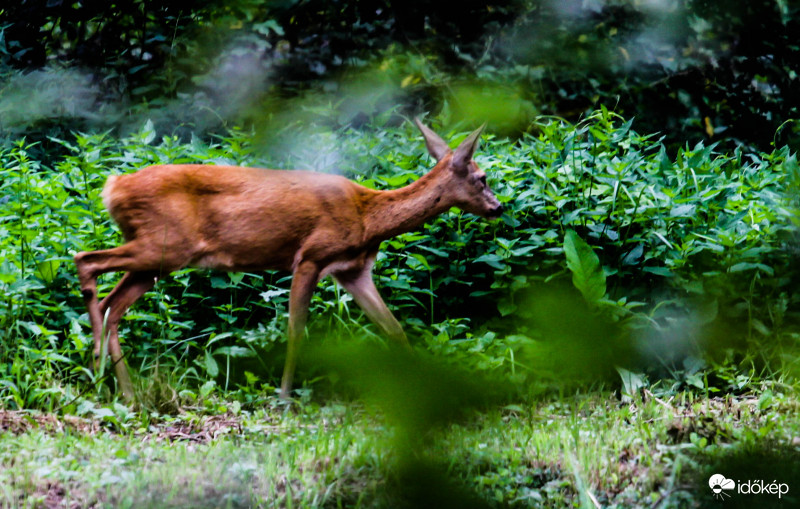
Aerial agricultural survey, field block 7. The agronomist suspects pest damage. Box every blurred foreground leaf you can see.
[308,343,505,438]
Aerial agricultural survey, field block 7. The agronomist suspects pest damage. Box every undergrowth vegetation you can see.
[2,110,800,506]
[2,109,800,410]
[0,109,800,408]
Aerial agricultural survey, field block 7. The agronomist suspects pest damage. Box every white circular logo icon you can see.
[709,474,736,500]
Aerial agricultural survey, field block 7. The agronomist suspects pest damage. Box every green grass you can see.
[2,384,799,508]
[1,402,382,508]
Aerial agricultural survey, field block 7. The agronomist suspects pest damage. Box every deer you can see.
[73,119,503,400]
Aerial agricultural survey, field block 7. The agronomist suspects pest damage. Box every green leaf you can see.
[474,253,507,270]
[261,288,289,302]
[497,297,517,316]
[228,272,245,285]
[642,266,674,277]
[658,145,672,174]
[204,350,219,377]
[407,253,431,271]
[695,299,719,326]
[34,259,61,283]
[563,230,606,304]
[729,262,774,276]
[621,244,643,266]
[417,245,449,257]
[140,119,156,145]
[669,204,696,217]
[616,367,646,401]
[91,407,116,420]
[200,380,216,398]
[210,276,230,288]
[213,346,254,358]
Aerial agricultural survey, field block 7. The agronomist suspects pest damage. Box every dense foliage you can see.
[2,0,798,151]
[1,111,798,408]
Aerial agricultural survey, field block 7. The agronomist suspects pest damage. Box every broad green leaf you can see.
[207,332,235,346]
[200,380,216,398]
[417,245,449,257]
[204,350,219,377]
[91,407,116,419]
[729,262,774,275]
[141,119,156,145]
[228,272,245,285]
[616,367,646,402]
[407,253,430,271]
[695,299,719,326]
[34,259,61,283]
[564,230,606,304]
[669,204,696,217]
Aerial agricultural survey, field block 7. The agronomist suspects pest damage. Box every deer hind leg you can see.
[95,271,158,400]
[76,244,152,358]
[74,241,185,400]
[334,265,410,349]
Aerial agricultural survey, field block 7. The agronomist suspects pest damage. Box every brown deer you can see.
[74,119,503,400]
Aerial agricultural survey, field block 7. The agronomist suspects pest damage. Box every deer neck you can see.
[363,167,455,243]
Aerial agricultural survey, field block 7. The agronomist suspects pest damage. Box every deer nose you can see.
[488,204,504,218]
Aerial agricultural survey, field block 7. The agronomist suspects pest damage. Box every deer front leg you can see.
[334,265,410,349]
[280,261,321,399]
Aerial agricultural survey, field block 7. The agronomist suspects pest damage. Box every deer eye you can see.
[478,175,487,186]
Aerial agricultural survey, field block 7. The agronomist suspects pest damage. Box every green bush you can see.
[1,111,798,409]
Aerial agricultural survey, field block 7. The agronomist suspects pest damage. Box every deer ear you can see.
[452,123,486,172]
[414,117,451,161]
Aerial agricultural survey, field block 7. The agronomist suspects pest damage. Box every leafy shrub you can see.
[1,110,798,408]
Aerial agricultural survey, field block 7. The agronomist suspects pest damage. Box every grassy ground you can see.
[2,385,799,508]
